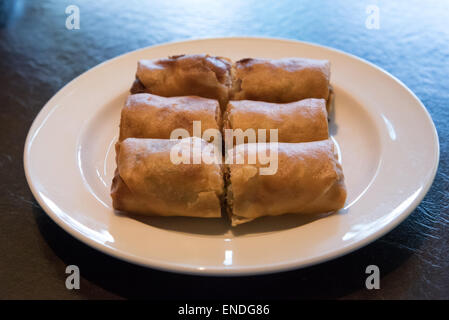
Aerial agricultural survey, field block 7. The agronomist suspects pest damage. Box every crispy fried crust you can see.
[224,98,329,143]
[227,140,346,226]
[231,57,331,108]
[133,54,232,109]
[119,93,221,141]
[111,138,224,218]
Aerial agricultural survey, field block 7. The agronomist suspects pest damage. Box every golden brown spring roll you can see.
[224,98,329,143]
[132,54,232,108]
[226,140,346,226]
[111,137,224,218]
[119,93,221,142]
[231,57,331,110]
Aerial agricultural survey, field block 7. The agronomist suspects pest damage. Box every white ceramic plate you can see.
[24,37,439,275]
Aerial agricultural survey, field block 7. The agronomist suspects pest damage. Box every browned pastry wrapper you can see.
[133,54,232,109]
[119,93,221,141]
[227,140,346,225]
[224,98,329,143]
[111,137,224,218]
[231,57,331,110]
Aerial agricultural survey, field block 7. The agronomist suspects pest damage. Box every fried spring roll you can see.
[119,93,221,141]
[226,140,346,226]
[231,57,331,110]
[224,98,329,143]
[111,137,224,218]
[132,54,232,108]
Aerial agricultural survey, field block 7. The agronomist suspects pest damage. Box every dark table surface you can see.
[1,0,448,300]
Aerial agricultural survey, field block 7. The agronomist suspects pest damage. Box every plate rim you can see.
[23,36,440,276]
